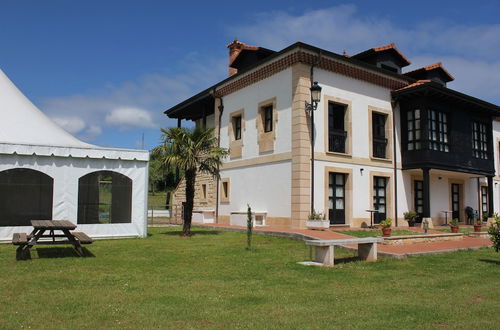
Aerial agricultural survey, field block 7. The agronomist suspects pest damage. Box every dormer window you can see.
[380,64,398,73]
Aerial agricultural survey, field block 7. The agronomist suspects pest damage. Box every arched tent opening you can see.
[0,168,53,226]
[78,171,132,224]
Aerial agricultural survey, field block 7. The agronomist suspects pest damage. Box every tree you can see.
[154,127,228,236]
[148,157,163,195]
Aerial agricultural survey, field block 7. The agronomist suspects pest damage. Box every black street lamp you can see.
[305,81,322,214]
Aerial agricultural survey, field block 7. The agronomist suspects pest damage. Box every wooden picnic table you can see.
[13,220,93,259]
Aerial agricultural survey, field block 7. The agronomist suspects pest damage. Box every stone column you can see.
[488,175,494,216]
[290,63,312,229]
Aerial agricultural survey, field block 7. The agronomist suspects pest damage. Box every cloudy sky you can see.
[1,0,499,150]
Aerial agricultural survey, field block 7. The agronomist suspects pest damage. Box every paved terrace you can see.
[152,222,492,258]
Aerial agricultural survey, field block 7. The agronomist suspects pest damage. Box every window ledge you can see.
[370,156,392,163]
[325,151,352,158]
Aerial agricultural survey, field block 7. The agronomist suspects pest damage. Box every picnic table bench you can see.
[303,237,383,267]
[12,220,93,259]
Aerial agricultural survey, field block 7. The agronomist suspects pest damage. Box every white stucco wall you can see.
[220,68,292,157]
[219,160,291,217]
[313,69,394,157]
[314,160,394,223]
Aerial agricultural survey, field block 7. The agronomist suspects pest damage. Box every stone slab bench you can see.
[302,237,383,267]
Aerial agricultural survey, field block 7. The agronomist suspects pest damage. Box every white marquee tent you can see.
[0,69,149,241]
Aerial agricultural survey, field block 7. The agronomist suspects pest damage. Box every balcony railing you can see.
[373,137,388,158]
[328,130,347,153]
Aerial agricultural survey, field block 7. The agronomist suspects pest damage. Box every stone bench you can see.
[303,237,383,267]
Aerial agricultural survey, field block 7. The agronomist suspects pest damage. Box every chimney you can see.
[227,38,244,76]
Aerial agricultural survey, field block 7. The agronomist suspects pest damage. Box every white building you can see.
[166,40,500,228]
[0,69,149,241]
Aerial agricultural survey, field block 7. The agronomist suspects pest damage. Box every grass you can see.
[148,191,169,209]
[1,226,499,329]
[434,227,489,234]
[336,229,421,238]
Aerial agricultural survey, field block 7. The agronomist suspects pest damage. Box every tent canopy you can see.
[0,69,148,161]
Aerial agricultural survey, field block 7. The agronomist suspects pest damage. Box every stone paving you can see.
[189,222,492,257]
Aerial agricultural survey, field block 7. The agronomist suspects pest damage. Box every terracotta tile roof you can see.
[353,42,411,66]
[405,62,455,81]
[226,40,260,51]
[375,43,411,65]
[395,79,431,91]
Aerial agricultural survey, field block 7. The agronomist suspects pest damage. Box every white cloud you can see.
[105,107,155,129]
[408,56,500,101]
[231,5,500,104]
[82,125,102,141]
[52,116,86,134]
[38,54,226,143]
[232,5,500,59]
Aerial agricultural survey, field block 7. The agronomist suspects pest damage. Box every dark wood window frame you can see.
[233,115,242,140]
[372,112,388,159]
[407,109,421,151]
[428,109,449,152]
[481,186,488,214]
[472,121,488,159]
[328,172,346,224]
[373,176,388,224]
[263,105,273,133]
[328,102,347,153]
[451,183,460,220]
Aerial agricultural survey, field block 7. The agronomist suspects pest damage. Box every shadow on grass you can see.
[334,256,361,265]
[479,258,500,265]
[35,247,95,258]
[160,230,221,237]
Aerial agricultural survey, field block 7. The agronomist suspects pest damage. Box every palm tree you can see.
[154,127,228,236]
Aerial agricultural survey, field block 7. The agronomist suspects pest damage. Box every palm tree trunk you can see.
[182,168,196,236]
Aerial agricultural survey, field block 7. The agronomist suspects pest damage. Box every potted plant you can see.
[306,211,329,230]
[403,211,418,227]
[450,218,460,233]
[379,218,392,237]
[482,212,490,223]
[473,217,483,233]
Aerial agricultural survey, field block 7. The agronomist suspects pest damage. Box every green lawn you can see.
[1,227,499,329]
[336,229,421,238]
[434,227,489,234]
[148,191,169,209]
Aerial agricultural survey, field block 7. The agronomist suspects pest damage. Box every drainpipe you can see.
[213,90,224,224]
[309,51,322,215]
[391,100,399,227]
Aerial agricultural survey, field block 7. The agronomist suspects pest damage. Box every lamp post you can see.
[305,81,322,214]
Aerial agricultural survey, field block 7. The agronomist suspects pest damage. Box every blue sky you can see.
[1,0,499,150]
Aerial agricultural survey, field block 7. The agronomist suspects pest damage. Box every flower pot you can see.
[450,225,459,233]
[407,220,415,227]
[306,220,330,230]
[473,224,482,233]
[381,227,392,237]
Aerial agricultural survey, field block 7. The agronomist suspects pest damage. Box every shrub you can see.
[403,211,418,221]
[308,211,325,220]
[488,220,500,252]
[246,204,253,251]
[379,218,392,228]
[450,218,460,226]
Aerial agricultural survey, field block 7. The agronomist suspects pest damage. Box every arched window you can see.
[78,171,132,224]
[0,168,53,226]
